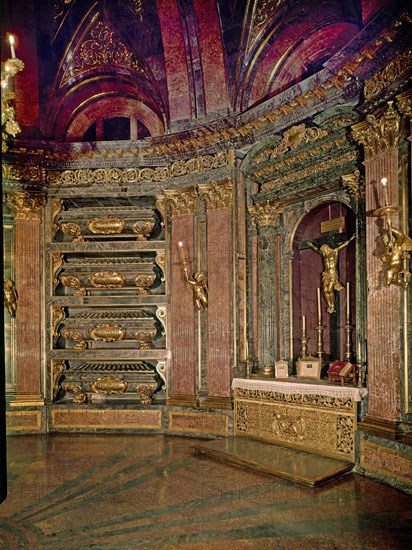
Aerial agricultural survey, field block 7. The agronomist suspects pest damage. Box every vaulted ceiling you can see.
[2,0,390,143]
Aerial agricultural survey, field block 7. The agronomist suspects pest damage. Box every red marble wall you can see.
[170,217,196,398]
[206,208,233,398]
[15,220,42,398]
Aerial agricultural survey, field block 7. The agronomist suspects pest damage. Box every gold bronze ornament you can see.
[88,271,126,289]
[88,217,125,235]
[88,324,126,342]
[3,279,17,317]
[90,377,128,395]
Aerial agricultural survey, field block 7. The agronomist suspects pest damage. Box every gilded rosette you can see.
[131,220,155,240]
[135,273,156,294]
[61,222,83,240]
[134,327,157,349]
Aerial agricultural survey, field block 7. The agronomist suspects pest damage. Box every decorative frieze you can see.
[47,151,229,186]
[198,179,233,211]
[2,163,45,183]
[364,48,412,100]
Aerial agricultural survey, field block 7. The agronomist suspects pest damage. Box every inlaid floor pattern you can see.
[1,434,411,549]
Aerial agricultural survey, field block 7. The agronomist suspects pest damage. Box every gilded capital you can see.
[352,102,400,158]
[198,179,233,211]
[396,91,412,120]
[9,191,46,221]
[165,187,198,218]
[249,200,281,228]
[341,170,365,200]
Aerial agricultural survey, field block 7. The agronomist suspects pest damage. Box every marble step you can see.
[192,436,353,487]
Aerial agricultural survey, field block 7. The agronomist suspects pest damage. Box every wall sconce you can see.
[1,34,24,152]
[373,177,412,288]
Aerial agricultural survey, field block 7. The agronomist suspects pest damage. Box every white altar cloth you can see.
[232,377,368,402]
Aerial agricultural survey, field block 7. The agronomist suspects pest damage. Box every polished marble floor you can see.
[0,434,411,549]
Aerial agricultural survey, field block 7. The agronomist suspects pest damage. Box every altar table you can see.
[232,378,368,461]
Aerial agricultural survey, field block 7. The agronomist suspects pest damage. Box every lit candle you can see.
[9,35,16,59]
[317,288,321,323]
[302,315,306,334]
[346,282,350,320]
[381,177,389,207]
[177,241,185,264]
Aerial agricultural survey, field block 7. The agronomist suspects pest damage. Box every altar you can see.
[232,378,368,462]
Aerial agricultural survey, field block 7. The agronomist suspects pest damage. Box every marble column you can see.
[199,179,233,409]
[249,201,281,376]
[352,101,406,438]
[9,191,46,405]
[166,188,199,407]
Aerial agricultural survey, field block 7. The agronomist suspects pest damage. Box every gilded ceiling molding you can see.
[165,187,199,219]
[2,163,45,183]
[129,0,144,20]
[47,151,229,186]
[53,0,74,22]
[351,101,400,158]
[341,170,365,200]
[262,150,357,191]
[254,136,347,179]
[364,48,412,100]
[253,124,328,165]
[198,179,233,211]
[9,191,46,221]
[61,19,146,87]
[249,200,282,228]
[248,0,283,50]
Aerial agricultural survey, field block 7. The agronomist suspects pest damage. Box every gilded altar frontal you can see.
[1,0,412,546]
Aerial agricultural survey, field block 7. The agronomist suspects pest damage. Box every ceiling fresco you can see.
[1,0,393,142]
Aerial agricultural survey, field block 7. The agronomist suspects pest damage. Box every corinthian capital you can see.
[164,187,198,219]
[249,200,281,228]
[198,179,233,211]
[341,170,365,200]
[9,191,46,221]
[352,102,400,158]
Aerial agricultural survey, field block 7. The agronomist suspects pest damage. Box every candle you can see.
[9,35,16,59]
[302,315,306,334]
[357,340,361,363]
[381,177,389,207]
[177,241,185,263]
[346,282,350,320]
[317,288,321,322]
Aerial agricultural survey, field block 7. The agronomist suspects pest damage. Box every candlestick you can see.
[9,35,16,59]
[346,282,350,321]
[317,288,321,323]
[381,177,389,207]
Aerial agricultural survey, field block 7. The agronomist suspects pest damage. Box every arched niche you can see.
[292,201,356,366]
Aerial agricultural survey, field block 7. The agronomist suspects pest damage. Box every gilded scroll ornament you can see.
[88,324,126,342]
[52,360,65,401]
[88,217,125,235]
[156,361,167,391]
[51,199,63,236]
[364,49,412,100]
[62,382,87,403]
[341,170,365,200]
[132,220,155,240]
[51,253,64,290]
[307,235,355,314]
[90,377,128,395]
[61,328,87,350]
[249,200,281,227]
[198,179,233,211]
[3,164,44,183]
[134,328,157,349]
[135,273,156,294]
[52,306,65,344]
[136,384,157,405]
[155,195,166,226]
[88,271,126,289]
[272,411,305,441]
[156,306,166,335]
[60,274,84,294]
[3,279,17,317]
[155,252,166,282]
[61,222,83,240]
